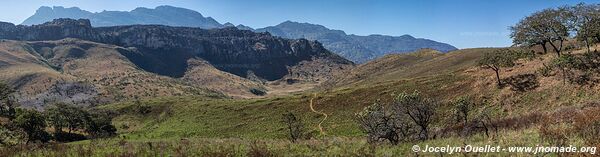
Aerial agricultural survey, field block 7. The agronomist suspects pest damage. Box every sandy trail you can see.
[309,93,328,135]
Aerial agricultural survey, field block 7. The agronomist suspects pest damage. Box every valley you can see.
[1,2,600,157]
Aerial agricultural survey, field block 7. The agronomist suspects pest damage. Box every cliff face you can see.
[0,19,352,80]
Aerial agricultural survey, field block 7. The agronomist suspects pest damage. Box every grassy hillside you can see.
[95,48,516,140]
[5,44,600,156]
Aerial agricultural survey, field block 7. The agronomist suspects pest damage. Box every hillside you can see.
[0,39,227,109]
[256,21,458,63]
[91,43,600,143]
[21,6,223,29]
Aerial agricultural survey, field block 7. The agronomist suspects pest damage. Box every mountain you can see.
[21,6,456,63]
[1,18,352,80]
[223,22,254,31]
[0,19,353,107]
[255,21,458,63]
[21,6,223,29]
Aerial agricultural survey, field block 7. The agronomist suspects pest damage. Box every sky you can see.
[0,0,598,48]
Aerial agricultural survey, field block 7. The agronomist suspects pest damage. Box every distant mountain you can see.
[21,6,457,63]
[21,6,223,29]
[255,21,458,63]
[223,22,254,31]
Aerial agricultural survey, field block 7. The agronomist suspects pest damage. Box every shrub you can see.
[356,101,413,145]
[281,112,307,142]
[0,82,16,119]
[573,107,600,147]
[538,115,569,147]
[249,88,267,96]
[392,92,438,140]
[451,96,472,124]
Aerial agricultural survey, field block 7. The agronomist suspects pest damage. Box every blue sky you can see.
[0,0,597,48]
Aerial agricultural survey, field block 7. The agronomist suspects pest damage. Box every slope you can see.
[0,39,222,109]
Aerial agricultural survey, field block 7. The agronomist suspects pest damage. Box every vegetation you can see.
[356,101,412,145]
[4,3,600,156]
[0,82,16,119]
[478,49,520,86]
[281,112,307,142]
[45,103,117,142]
[392,92,438,141]
[13,109,51,143]
[249,88,267,96]
[451,96,472,125]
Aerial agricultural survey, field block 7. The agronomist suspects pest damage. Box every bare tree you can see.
[392,92,437,141]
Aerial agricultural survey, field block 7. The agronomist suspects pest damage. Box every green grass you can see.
[96,72,473,140]
[6,47,600,156]
[8,127,595,157]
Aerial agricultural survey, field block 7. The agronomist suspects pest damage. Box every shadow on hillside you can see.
[503,74,539,92]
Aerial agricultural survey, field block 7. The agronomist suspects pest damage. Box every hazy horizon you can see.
[0,0,597,48]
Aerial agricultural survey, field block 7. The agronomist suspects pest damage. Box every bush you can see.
[538,115,569,147]
[451,97,472,124]
[573,107,600,147]
[392,92,438,140]
[0,82,17,119]
[356,101,413,145]
[281,112,307,142]
[249,88,267,96]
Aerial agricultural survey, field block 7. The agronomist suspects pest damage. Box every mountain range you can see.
[20,5,458,63]
[255,21,458,63]
[0,18,352,108]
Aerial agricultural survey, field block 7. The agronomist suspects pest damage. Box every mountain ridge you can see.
[22,6,223,29]
[256,21,458,63]
[21,6,457,63]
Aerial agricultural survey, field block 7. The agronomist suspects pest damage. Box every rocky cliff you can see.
[0,19,353,81]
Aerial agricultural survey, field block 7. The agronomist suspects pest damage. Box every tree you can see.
[356,101,413,145]
[478,49,519,86]
[13,109,50,143]
[45,103,86,134]
[281,111,306,142]
[0,82,16,119]
[392,92,437,140]
[452,97,472,124]
[578,17,600,52]
[510,8,570,56]
[571,3,600,52]
[84,110,117,138]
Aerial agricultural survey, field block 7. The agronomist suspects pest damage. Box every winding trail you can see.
[309,93,328,135]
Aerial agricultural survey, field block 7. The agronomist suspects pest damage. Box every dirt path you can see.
[309,93,328,135]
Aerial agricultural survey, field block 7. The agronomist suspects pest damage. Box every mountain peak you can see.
[223,22,235,27]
